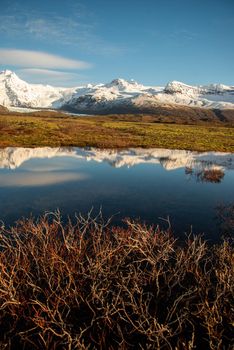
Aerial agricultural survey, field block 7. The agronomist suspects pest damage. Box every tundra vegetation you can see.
[0,111,233,152]
[0,212,233,349]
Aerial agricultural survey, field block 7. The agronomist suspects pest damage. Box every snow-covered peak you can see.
[165,80,234,96]
[164,81,200,95]
[106,78,144,91]
[201,83,234,94]
[1,69,29,87]
[0,70,77,108]
[0,69,15,77]
[0,70,23,86]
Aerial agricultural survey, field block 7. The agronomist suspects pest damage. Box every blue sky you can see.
[0,0,233,86]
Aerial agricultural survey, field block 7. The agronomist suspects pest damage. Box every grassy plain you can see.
[0,112,233,151]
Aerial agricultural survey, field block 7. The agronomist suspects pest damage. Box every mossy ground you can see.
[0,112,233,151]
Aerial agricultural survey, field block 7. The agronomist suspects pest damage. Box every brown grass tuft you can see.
[197,169,225,183]
[0,212,233,349]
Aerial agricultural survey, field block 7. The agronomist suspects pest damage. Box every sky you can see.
[0,0,233,86]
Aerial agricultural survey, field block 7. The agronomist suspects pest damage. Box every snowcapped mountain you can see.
[64,79,234,113]
[164,81,234,95]
[163,81,234,108]
[63,78,164,114]
[0,70,76,108]
[0,70,234,113]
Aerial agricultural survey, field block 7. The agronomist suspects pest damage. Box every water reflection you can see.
[0,147,233,173]
[0,172,88,187]
[0,147,233,240]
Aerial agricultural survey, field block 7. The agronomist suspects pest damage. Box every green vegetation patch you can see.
[0,113,233,151]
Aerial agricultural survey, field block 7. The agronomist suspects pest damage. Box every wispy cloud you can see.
[0,3,125,56]
[16,68,86,86]
[18,68,77,77]
[0,49,91,69]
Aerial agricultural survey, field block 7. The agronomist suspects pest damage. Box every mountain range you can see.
[0,70,234,114]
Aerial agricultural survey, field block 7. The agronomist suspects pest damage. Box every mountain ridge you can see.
[0,70,234,114]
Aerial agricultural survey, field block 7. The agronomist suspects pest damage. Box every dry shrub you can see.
[0,212,233,349]
[185,167,225,184]
[197,169,225,183]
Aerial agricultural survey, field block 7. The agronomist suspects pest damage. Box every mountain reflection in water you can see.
[0,147,233,241]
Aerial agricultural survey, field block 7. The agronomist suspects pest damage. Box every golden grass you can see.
[0,113,233,152]
[0,212,233,349]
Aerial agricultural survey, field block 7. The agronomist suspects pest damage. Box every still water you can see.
[0,147,233,240]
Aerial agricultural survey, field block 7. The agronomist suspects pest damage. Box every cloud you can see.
[0,5,126,56]
[0,49,91,69]
[16,68,86,85]
[24,17,124,55]
[19,68,76,77]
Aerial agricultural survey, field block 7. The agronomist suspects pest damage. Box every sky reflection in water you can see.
[0,147,233,241]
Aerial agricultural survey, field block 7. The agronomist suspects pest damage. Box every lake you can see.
[0,147,233,241]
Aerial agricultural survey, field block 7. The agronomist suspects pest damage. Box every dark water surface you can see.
[0,147,233,241]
